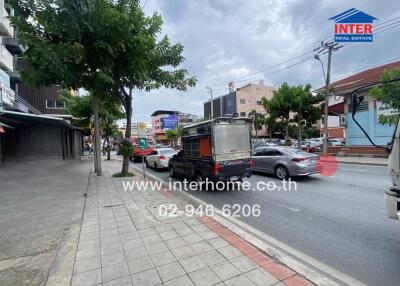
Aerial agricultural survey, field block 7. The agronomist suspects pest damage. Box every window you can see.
[46,99,65,109]
[226,100,233,107]
[240,112,246,117]
[240,99,246,104]
[256,101,262,106]
[252,148,267,156]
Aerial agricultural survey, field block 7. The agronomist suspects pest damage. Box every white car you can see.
[145,148,177,170]
[329,139,344,146]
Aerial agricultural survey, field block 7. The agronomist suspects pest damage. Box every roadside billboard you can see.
[161,114,178,130]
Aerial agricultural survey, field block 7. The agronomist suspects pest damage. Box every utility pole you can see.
[315,41,342,156]
[206,86,213,119]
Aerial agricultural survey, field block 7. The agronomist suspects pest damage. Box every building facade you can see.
[203,82,275,137]
[319,61,400,146]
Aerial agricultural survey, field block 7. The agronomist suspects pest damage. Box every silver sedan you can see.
[145,148,177,170]
[251,146,321,179]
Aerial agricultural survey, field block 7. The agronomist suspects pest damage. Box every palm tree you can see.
[248,110,265,139]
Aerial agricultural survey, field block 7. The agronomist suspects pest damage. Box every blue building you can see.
[325,61,400,146]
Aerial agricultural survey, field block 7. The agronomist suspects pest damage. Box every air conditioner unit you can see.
[339,115,347,126]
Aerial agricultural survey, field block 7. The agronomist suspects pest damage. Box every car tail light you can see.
[212,162,221,176]
[248,159,254,169]
[159,155,165,160]
[292,157,307,162]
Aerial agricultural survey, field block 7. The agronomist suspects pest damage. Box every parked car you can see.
[329,138,344,146]
[296,140,321,152]
[252,141,277,149]
[251,146,321,179]
[168,117,253,183]
[145,148,177,170]
[129,145,155,162]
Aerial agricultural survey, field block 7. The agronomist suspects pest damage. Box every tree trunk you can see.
[122,88,132,174]
[297,115,302,149]
[106,135,111,160]
[284,121,289,141]
[92,95,102,176]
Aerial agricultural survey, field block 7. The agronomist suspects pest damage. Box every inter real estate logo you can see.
[329,8,377,42]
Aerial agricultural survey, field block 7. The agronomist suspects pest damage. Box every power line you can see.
[142,0,149,9]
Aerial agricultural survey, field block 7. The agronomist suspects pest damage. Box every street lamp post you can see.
[206,86,213,119]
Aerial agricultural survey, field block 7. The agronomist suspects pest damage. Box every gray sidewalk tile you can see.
[127,255,154,274]
[79,231,100,241]
[131,268,161,286]
[190,241,214,254]
[225,274,256,286]
[165,236,187,249]
[138,228,157,237]
[102,262,130,283]
[159,230,179,240]
[78,238,100,250]
[164,275,195,286]
[189,267,221,286]
[184,218,202,226]
[103,275,133,286]
[101,251,126,267]
[171,245,196,260]
[217,245,243,260]
[207,237,229,249]
[198,230,219,240]
[176,226,195,236]
[179,255,208,273]
[155,224,173,233]
[170,221,187,230]
[212,261,241,281]
[142,233,163,244]
[150,249,176,267]
[191,224,209,233]
[122,238,144,251]
[182,233,203,244]
[125,246,149,259]
[74,256,101,274]
[76,246,100,261]
[230,256,258,273]
[245,268,278,286]
[145,241,169,255]
[71,268,102,286]
[100,241,123,255]
[156,261,186,282]
[198,250,226,266]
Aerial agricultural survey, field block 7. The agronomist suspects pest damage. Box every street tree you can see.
[10,0,196,177]
[248,110,265,139]
[262,82,294,141]
[369,67,400,125]
[292,84,324,148]
[165,125,183,149]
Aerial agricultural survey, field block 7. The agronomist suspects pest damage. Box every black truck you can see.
[168,117,253,183]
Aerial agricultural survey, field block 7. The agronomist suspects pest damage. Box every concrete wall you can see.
[345,98,395,146]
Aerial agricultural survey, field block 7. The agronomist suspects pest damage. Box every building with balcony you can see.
[203,81,276,137]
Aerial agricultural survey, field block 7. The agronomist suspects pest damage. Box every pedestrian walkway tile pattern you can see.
[71,162,315,286]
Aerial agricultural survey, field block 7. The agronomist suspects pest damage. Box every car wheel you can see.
[275,165,289,180]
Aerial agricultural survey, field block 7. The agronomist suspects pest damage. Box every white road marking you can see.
[277,204,301,212]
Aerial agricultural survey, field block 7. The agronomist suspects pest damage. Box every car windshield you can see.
[158,148,175,154]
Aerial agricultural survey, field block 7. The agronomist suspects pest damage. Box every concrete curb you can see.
[129,164,367,286]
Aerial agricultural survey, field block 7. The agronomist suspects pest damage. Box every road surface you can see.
[131,161,400,286]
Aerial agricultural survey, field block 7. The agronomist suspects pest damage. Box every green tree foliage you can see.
[369,67,400,125]
[248,110,265,139]
[10,0,196,175]
[165,125,183,149]
[262,83,293,140]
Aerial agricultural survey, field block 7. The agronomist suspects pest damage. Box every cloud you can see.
[132,0,399,124]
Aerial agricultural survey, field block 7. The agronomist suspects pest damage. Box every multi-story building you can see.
[203,81,276,137]
[119,122,153,142]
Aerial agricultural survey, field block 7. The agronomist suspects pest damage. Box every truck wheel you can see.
[196,173,204,190]
[275,165,289,180]
[169,166,176,178]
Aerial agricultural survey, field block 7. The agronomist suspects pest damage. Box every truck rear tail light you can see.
[212,162,221,175]
[292,157,307,162]
[248,159,254,169]
[159,155,166,160]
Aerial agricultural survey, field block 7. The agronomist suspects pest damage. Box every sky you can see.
[130,0,400,125]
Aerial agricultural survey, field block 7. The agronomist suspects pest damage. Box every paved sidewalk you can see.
[321,156,387,166]
[72,160,314,286]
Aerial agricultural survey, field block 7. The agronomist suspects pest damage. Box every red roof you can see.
[317,60,400,94]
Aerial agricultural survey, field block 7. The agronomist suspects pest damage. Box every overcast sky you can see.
[131,0,400,125]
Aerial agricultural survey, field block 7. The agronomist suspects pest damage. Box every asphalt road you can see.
[131,161,400,286]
